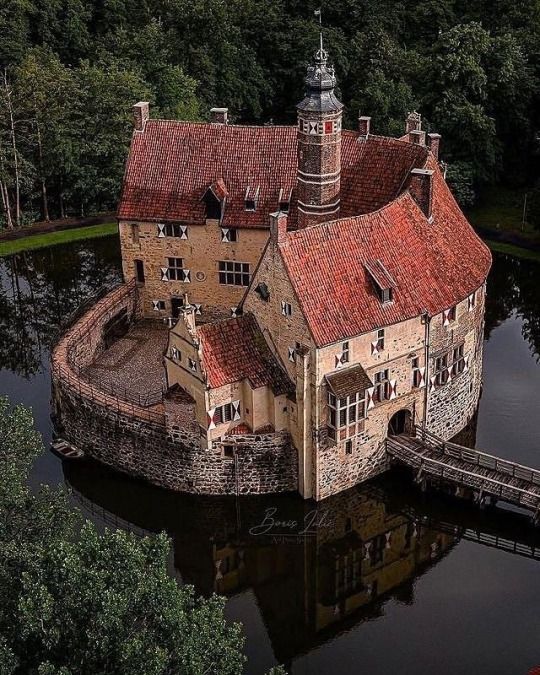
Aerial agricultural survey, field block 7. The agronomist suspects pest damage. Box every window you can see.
[412,357,423,388]
[218,260,250,286]
[468,292,477,312]
[327,391,365,442]
[152,299,165,311]
[255,282,270,301]
[188,358,197,372]
[244,186,260,211]
[130,223,139,244]
[278,187,292,213]
[452,344,465,376]
[375,329,385,351]
[215,403,234,425]
[444,305,457,325]
[220,227,237,242]
[222,444,234,458]
[281,301,292,317]
[170,346,181,361]
[166,258,191,282]
[434,354,449,386]
[381,287,393,304]
[341,341,350,363]
[373,369,391,402]
[204,190,222,220]
[345,439,353,454]
[134,259,145,283]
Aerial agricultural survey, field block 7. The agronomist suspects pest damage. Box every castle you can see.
[52,44,491,500]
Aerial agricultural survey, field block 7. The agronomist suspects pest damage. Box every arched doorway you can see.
[388,409,413,436]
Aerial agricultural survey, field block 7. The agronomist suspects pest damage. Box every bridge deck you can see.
[386,428,540,515]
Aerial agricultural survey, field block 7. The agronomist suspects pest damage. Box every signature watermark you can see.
[249,507,334,540]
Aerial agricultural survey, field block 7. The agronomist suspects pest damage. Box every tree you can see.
[0,398,247,674]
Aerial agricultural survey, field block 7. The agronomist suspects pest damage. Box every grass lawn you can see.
[467,185,540,242]
[0,222,118,257]
[485,239,540,263]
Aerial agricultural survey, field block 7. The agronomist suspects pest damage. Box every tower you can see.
[296,37,343,228]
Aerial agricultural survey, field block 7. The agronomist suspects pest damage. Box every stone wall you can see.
[52,282,298,496]
[54,382,297,495]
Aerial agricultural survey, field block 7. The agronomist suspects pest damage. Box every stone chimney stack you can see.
[133,102,149,132]
[428,133,441,159]
[182,303,197,334]
[406,111,422,134]
[409,129,426,146]
[269,211,288,243]
[358,115,371,137]
[409,168,434,221]
[210,107,228,124]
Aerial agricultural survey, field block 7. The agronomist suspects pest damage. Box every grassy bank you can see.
[485,239,540,262]
[0,222,118,257]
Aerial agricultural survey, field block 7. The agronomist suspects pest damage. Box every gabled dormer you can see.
[244,185,260,211]
[364,260,396,305]
[203,179,228,222]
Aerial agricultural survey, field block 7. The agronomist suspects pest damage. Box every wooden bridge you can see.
[386,427,540,522]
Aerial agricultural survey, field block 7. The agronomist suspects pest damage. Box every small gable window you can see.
[278,187,292,213]
[221,227,237,243]
[364,260,396,306]
[281,301,292,317]
[244,186,260,211]
[255,282,270,301]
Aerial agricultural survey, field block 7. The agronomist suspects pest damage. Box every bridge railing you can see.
[414,426,540,487]
[386,436,540,511]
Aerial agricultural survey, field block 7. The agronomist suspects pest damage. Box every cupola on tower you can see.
[296,38,343,228]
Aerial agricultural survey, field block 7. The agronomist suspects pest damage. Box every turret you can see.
[296,38,343,228]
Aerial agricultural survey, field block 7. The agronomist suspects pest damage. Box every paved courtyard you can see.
[83,320,168,403]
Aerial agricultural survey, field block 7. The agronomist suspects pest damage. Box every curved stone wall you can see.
[51,284,298,496]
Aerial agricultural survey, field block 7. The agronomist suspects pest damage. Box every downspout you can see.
[422,310,431,437]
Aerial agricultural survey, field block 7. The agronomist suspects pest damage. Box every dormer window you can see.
[244,185,260,211]
[364,260,396,306]
[203,179,227,222]
[278,187,292,213]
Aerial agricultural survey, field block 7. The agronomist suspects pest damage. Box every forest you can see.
[1,0,539,228]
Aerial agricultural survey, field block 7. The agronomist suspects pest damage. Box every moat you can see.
[1,236,540,674]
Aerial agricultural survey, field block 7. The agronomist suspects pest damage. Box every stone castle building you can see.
[52,43,491,500]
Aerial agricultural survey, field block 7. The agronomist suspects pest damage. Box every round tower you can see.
[296,38,343,228]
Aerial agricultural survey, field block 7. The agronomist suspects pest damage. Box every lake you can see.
[1,238,540,674]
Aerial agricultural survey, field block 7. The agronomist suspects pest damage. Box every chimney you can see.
[409,168,434,221]
[358,115,371,137]
[269,211,288,243]
[406,111,422,134]
[427,133,441,160]
[133,102,149,132]
[181,304,197,334]
[210,107,228,124]
[409,129,426,146]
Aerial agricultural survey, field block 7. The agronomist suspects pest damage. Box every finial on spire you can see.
[314,8,327,64]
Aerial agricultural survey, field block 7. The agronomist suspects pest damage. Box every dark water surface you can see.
[1,240,540,674]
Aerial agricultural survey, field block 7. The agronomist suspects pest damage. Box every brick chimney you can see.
[269,211,288,243]
[358,115,371,137]
[409,168,434,221]
[133,102,149,132]
[409,129,426,146]
[210,107,228,124]
[427,133,441,159]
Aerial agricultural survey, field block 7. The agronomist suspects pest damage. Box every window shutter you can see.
[389,379,397,400]
[221,227,230,242]
[194,303,202,315]
[288,347,296,363]
[464,356,470,373]
[160,267,169,282]
[366,386,375,410]
[170,346,179,360]
[468,293,475,312]
[446,366,453,384]
[182,269,191,283]
[281,301,287,315]
[207,408,216,430]
[418,366,426,388]
[180,225,188,240]
[231,307,238,318]
[232,400,241,421]
[429,375,437,392]
[443,309,451,326]
[152,300,160,311]
[157,223,166,238]
[371,340,379,355]
[363,541,372,560]
[385,532,392,549]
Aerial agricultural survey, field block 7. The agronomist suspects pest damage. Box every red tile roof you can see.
[197,313,293,393]
[279,156,492,346]
[118,123,427,228]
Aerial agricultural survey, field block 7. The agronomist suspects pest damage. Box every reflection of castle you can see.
[63,460,454,664]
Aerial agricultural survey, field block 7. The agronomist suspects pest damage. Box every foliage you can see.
[526,188,540,230]
[0,397,247,674]
[445,161,476,208]
[0,0,539,226]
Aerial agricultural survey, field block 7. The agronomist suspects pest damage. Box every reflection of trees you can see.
[484,252,540,359]
[0,238,122,378]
